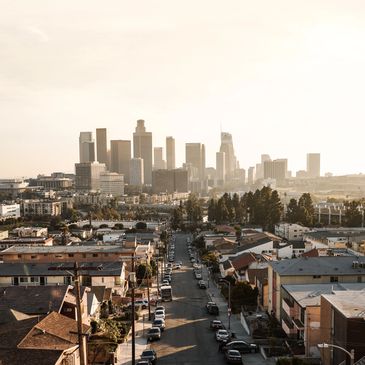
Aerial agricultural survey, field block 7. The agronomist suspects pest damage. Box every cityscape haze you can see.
[1,1,365,177]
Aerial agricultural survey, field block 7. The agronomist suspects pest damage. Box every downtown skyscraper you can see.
[133,120,152,185]
[166,136,175,170]
[96,128,108,166]
[219,132,236,181]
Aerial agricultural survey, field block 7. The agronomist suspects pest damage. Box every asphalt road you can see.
[151,233,227,365]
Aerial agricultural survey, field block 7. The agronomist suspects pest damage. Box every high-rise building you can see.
[130,158,144,186]
[185,143,205,181]
[264,159,288,181]
[247,166,255,185]
[79,132,95,163]
[234,168,246,184]
[75,162,106,191]
[166,136,175,170]
[133,120,152,185]
[219,132,236,181]
[99,172,124,196]
[216,151,226,183]
[307,153,321,178]
[96,128,108,165]
[152,169,189,194]
[153,147,166,170]
[261,154,271,163]
[110,140,131,183]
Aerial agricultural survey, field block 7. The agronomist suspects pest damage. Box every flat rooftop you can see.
[283,283,365,307]
[1,245,130,254]
[322,291,365,318]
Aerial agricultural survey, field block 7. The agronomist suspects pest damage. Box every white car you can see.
[155,305,165,313]
[154,310,165,320]
[216,329,230,342]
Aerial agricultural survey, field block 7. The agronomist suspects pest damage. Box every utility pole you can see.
[131,254,136,365]
[48,262,103,365]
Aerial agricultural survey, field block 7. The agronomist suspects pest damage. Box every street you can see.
[151,233,226,364]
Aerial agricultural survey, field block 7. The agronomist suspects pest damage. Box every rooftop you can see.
[322,290,365,318]
[2,244,128,254]
[271,256,365,276]
[283,283,365,307]
[0,261,123,277]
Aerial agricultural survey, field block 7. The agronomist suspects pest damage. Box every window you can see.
[92,253,98,257]
[17,254,22,259]
[313,275,321,279]
[68,254,74,257]
[82,254,86,258]
[20,277,28,283]
[31,255,37,259]
[330,276,338,283]
[30,277,39,283]
[55,254,63,258]
[358,276,362,283]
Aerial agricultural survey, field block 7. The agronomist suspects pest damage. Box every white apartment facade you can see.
[99,172,124,196]
[275,223,311,241]
[0,204,20,220]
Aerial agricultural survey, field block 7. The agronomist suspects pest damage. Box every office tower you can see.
[79,132,95,163]
[133,120,152,185]
[110,140,131,183]
[264,159,288,181]
[96,128,108,165]
[99,172,124,196]
[248,166,255,185]
[185,143,205,181]
[235,168,246,184]
[216,151,226,182]
[166,136,175,170]
[154,147,166,170]
[130,158,144,186]
[152,169,189,194]
[219,132,236,180]
[307,153,321,178]
[261,154,271,163]
[75,162,106,191]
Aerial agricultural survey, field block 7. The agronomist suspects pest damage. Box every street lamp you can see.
[219,278,231,330]
[318,342,355,365]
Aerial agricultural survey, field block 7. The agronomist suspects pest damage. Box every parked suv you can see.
[221,340,258,354]
[147,327,161,342]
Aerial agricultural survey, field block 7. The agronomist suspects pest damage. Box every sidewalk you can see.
[202,265,248,340]
[117,311,151,365]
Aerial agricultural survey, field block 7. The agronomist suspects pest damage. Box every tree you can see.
[286,198,299,223]
[297,193,315,227]
[344,200,362,227]
[207,199,217,222]
[230,282,258,308]
[171,207,183,230]
[267,190,283,232]
[135,221,147,230]
[113,223,124,230]
[136,263,152,281]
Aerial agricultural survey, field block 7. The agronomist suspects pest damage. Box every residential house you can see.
[0,261,126,295]
[0,311,89,365]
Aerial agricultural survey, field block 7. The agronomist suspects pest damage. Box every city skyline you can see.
[2,1,365,177]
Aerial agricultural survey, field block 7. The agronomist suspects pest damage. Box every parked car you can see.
[195,272,202,280]
[222,340,258,354]
[216,329,230,342]
[207,304,219,315]
[198,280,207,289]
[155,305,165,312]
[162,279,169,286]
[224,349,243,364]
[210,320,224,330]
[152,318,165,331]
[136,361,151,365]
[141,349,157,365]
[147,327,161,342]
[154,309,166,320]
[127,299,148,309]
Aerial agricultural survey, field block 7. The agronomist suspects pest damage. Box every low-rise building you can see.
[21,200,62,216]
[0,261,126,294]
[99,172,124,196]
[0,237,53,250]
[0,231,8,241]
[12,227,48,238]
[0,203,20,220]
[320,290,365,365]
[275,223,311,241]
[269,257,365,322]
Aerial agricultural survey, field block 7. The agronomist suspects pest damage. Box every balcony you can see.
[282,316,296,336]
[282,297,294,317]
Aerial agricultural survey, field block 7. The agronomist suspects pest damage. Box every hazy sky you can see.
[1,0,365,177]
